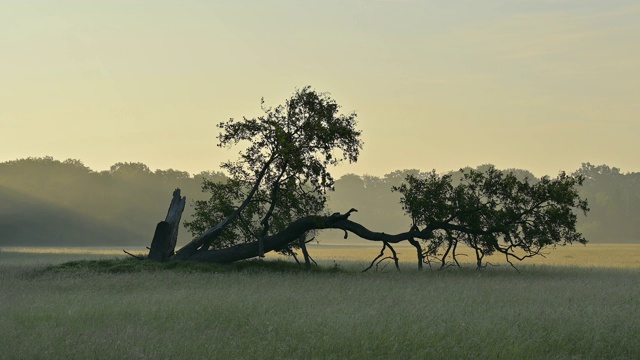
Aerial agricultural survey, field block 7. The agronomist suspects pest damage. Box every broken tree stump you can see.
[148,221,172,261]
[148,188,186,262]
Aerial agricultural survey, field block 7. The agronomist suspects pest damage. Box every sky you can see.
[2,0,639,178]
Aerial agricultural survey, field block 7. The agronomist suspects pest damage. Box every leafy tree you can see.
[180,86,362,259]
[133,88,591,269]
[393,166,589,269]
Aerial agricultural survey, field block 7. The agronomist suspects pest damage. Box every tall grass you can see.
[1,250,639,359]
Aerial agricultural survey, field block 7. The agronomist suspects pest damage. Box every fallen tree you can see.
[148,168,589,270]
[142,87,589,270]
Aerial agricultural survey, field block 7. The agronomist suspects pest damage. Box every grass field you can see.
[1,244,639,359]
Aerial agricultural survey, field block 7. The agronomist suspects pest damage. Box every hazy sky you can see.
[2,0,639,177]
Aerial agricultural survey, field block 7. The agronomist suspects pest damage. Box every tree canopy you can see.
[179,86,362,260]
[393,167,589,269]
[173,87,590,269]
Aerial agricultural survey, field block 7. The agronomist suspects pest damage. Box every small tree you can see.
[393,167,590,269]
[181,86,362,260]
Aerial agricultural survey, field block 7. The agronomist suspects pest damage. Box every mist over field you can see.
[2,2,640,359]
[1,157,638,248]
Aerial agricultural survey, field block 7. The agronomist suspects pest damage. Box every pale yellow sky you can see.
[1,1,639,177]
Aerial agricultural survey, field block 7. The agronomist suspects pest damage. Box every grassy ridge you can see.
[1,253,639,359]
[39,257,343,275]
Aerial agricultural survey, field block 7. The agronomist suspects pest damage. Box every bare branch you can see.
[123,250,144,260]
[385,242,400,271]
[364,243,388,272]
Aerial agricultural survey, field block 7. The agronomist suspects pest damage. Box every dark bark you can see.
[149,188,490,269]
[164,188,186,258]
[451,240,461,267]
[386,242,400,270]
[182,213,433,265]
[151,191,487,268]
[258,167,286,257]
[299,233,311,272]
[148,188,185,262]
[364,242,390,272]
[186,215,334,263]
[362,241,400,272]
[407,225,423,270]
[407,238,423,270]
[123,249,144,260]
[440,233,455,269]
[148,221,172,261]
[173,156,276,260]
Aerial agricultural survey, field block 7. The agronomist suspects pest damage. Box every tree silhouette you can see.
[175,86,362,260]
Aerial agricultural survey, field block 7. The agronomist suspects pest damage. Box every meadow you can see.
[1,244,639,359]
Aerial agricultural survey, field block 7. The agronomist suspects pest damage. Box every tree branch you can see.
[173,156,277,260]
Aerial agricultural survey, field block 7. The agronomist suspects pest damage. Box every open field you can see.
[1,245,639,359]
[300,243,640,270]
[4,243,640,269]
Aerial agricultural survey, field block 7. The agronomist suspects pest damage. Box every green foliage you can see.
[394,166,590,267]
[185,86,362,253]
[329,164,640,244]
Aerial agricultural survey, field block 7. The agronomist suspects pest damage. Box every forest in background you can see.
[1,157,638,247]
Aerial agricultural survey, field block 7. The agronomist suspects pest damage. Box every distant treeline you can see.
[0,157,225,247]
[1,157,638,247]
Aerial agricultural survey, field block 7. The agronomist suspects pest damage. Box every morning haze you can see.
[1,157,638,247]
[3,3,640,358]
[1,1,639,177]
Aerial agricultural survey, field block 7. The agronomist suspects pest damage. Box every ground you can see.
[1,244,639,359]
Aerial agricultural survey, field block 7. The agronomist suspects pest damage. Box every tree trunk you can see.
[148,188,185,262]
[173,157,276,260]
[182,212,428,264]
[151,191,437,268]
[164,188,186,258]
[148,221,172,261]
[299,233,311,271]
